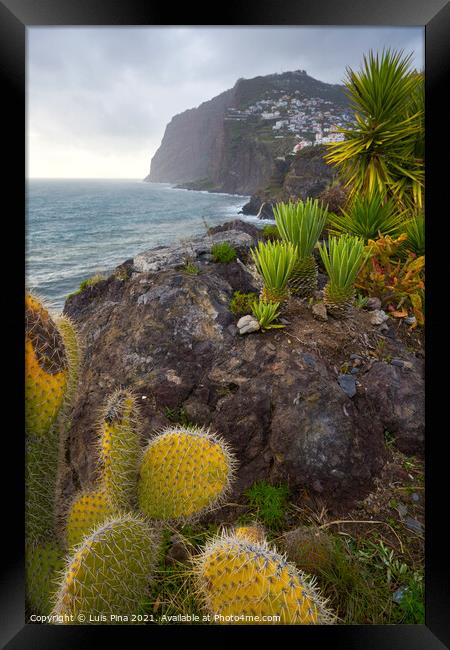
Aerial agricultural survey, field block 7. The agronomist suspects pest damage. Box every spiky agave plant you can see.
[250,240,297,303]
[400,212,425,257]
[273,199,328,297]
[327,191,406,242]
[324,49,424,211]
[318,235,366,319]
[251,300,285,331]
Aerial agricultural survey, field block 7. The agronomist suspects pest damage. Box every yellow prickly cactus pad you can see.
[138,425,236,522]
[26,541,65,616]
[194,533,335,625]
[97,390,142,511]
[52,514,160,623]
[234,524,266,544]
[65,489,113,550]
[25,293,68,437]
[54,315,81,404]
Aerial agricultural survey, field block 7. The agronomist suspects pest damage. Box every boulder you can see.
[62,221,424,512]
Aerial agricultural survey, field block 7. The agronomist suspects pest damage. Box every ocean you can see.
[26,179,261,313]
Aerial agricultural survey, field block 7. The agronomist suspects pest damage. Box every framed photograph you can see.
[2,0,448,646]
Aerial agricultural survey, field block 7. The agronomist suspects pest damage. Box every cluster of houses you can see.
[224,89,352,151]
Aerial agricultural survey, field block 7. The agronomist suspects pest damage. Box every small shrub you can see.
[229,291,258,316]
[182,259,200,275]
[211,242,237,263]
[355,233,425,326]
[251,299,285,330]
[244,481,290,531]
[262,224,280,241]
[67,273,105,299]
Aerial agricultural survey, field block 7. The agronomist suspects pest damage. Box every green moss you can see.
[244,481,290,532]
[67,273,105,299]
[229,291,259,316]
[211,242,237,263]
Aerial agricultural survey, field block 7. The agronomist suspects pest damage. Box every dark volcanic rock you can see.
[242,145,338,217]
[62,222,424,512]
[358,361,425,454]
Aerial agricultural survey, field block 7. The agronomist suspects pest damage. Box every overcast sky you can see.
[27,26,424,179]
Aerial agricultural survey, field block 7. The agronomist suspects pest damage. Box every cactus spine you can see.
[138,425,237,522]
[52,514,160,623]
[194,532,335,624]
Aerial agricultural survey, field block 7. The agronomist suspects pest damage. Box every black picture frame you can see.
[2,0,448,646]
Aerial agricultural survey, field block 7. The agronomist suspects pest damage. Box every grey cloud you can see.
[27,26,424,177]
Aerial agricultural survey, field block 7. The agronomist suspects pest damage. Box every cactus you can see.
[97,389,142,511]
[138,425,237,522]
[52,514,160,623]
[25,293,82,545]
[25,293,69,437]
[54,314,81,407]
[26,541,65,616]
[234,524,266,544]
[65,489,114,550]
[194,532,334,624]
[26,436,60,543]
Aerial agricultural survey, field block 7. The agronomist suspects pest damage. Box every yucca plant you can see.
[319,235,367,319]
[324,49,424,212]
[251,300,285,331]
[327,191,406,242]
[273,199,328,297]
[250,240,298,303]
[399,212,425,257]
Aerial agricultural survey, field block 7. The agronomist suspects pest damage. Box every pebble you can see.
[397,503,408,518]
[392,586,408,603]
[239,320,260,335]
[236,314,260,335]
[405,316,417,325]
[350,367,359,374]
[411,493,420,503]
[312,302,328,322]
[404,517,424,534]
[391,358,413,370]
[337,374,357,398]
[303,352,316,368]
[237,315,255,328]
[370,309,389,325]
[350,354,363,360]
[366,297,382,311]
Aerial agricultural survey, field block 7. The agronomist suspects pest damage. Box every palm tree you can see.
[324,49,424,212]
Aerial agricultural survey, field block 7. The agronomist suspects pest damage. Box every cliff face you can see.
[146,88,234,184]
[242,145,339,217]
[146,70,349,195]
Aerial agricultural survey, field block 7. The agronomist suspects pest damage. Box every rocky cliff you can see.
[146,70,348,195]
[242,145,339,218]
[62,221,424,518]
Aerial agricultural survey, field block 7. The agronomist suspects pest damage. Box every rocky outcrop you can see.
[146,71,347,195]
[242,145,338,218]
[62,221,424,515]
